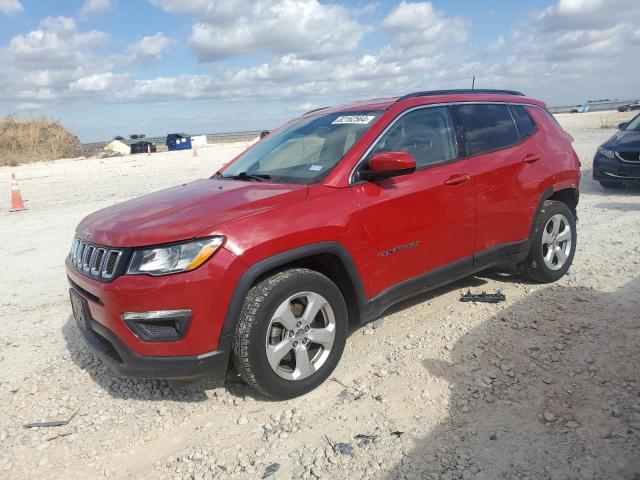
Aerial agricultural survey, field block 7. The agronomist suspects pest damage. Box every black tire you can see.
[599,180,622,189]
[521,200,577,283]
[232,268,348,399]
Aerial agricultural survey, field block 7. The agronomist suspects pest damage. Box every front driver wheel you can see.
[232,268,348,399]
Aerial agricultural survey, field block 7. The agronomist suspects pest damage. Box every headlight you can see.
[127,236,224,276]
[597,146,615,159]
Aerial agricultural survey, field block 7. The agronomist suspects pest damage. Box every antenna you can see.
[472,75,476,90]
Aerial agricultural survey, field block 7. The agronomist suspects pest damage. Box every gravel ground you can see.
[1,111,639,480]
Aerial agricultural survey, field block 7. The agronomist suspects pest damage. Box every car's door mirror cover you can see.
[618,122,628,130]
[360,151,417,181]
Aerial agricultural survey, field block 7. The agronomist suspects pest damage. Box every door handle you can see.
[444,174,471,186]
[523,153,541,163]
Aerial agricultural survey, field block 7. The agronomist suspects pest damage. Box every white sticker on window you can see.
[309,165,323,171]
[331,115,375,125]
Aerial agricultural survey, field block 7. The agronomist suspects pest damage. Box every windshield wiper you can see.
[222,172,271,182]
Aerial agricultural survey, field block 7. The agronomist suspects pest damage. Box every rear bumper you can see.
[72,286,232,381]
[593,155,640,184]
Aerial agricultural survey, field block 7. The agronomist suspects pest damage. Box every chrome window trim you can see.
[348,101,545,184]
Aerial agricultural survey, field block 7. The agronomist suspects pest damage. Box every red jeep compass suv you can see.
[66,89,580,399]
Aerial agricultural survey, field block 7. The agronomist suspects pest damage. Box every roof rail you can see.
[302,106,328,116]
[395,89,525,103]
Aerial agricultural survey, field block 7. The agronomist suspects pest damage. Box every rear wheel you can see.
[232,268,348,399]
[521,200,576,283]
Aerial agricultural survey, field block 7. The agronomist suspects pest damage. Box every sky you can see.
[0,0,638,142]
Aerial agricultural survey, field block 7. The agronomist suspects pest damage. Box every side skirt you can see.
[361,239,531,323]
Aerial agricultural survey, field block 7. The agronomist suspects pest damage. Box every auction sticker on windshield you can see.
[332,115,376,125]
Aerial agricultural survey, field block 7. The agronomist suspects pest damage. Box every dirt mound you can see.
[0,115,84,166]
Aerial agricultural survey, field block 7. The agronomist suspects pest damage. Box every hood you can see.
[605,129,640,151]
[77,178,308,247]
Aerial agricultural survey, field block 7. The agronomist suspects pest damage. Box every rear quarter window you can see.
[510,105,537,139]
[454,104,520,156]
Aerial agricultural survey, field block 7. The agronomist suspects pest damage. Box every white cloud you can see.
[0,16,113,104]
[0,0,22,15]
[514,0,640,63]
[69,72,118,92]
[14,102,43,111]
[492,0,640,103]
[381,2,469,50]
[1,0,639,141]
[152,0,364,61]
[16,88,57,100]
[39,16,77,34]
[79,0,113,17]
[536,0,640,31]
[9,17,108,68]
[487,35,506,53]
[127,33,174,62]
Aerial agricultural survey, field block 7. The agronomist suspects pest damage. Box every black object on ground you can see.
[460,290,506,303]
[335,442,355,456]
[262,463,280,478]
[23,410,78,429]
[47,431,74,442]
[355,433,378,446]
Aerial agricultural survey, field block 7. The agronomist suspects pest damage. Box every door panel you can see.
[351,161,475,297]
[471,141,546,252]
[453,103,547,253]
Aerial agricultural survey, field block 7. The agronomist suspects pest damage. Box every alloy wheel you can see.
[541,213,572,270]
[265,291,336,381]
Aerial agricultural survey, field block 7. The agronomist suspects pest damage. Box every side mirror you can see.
[618,122,628,130]
[359,151,416,181]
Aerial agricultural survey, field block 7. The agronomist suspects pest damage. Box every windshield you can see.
[624,113,640,131]
[221,111,383,184]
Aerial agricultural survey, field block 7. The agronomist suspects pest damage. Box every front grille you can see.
[70,237,124,281]
[616,151,640,163]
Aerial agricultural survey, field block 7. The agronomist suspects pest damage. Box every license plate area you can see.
[70,289,89,330]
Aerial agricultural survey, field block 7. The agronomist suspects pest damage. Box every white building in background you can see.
[104,140,130,155]
[190,135,207,147]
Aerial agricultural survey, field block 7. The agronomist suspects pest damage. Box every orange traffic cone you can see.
[147,144,152,156]
[9,173,26,212]
[192,145,199,157]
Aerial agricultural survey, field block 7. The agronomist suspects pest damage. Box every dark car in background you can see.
[593,112,640,188]
[130,141,156,155]
[166,133,192,151]
[617,101,640,112]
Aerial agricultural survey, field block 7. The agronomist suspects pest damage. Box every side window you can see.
[369,107,457,167]
[454,104,519,156]
[511,105,537,139]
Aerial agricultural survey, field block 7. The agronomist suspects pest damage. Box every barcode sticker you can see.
[332,115,376,125]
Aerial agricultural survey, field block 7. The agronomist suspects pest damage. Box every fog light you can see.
[122,309,192,342]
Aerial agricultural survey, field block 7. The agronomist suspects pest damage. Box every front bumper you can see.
[73,288,231,380]
[593,153,640,185]
[65,245,246,380]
